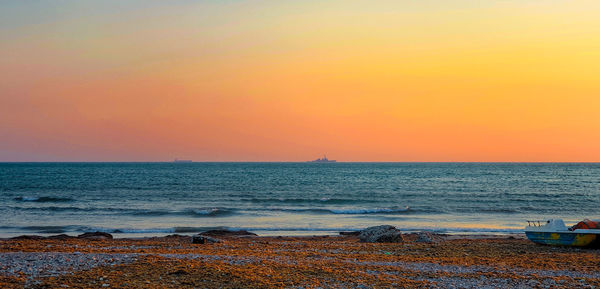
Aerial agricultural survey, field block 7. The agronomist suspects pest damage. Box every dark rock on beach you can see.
[77,232,113,240]
[164,234,190,238]
[46,234,75,240]
[10,235,46,240]
[192,235,221,244]
[9,234,76,240]
[339,231,361,236]
[191,229,257,244]
[167,269,189,276]
[415,232,438,243]
[359,225,404,243]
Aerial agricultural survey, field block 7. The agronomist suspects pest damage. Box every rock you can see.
[47,234,75,240]
[192,235,221,244]
[167,269,189,275]
[9,234,76,240]
[339,231,360,236]
[163,234,192,241]
[77,232,113,240]
[415,232,435,243]
[10,235,46,240]
[358,225,404,243]
[200,229,257,237]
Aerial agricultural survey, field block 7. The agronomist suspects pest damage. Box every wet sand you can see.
[1,234,599,288]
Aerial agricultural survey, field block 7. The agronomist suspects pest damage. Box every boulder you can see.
[200,229,257,237]
[192,235,221,244]
[415,232,435,243]
[339,231,360,236]
[47,234,75,240]
[10,235,45,240]
[10,234,75,240]
[77,232,113,240]
[358,225,404,243]
[164,234,189,239]
[168,269,189,275]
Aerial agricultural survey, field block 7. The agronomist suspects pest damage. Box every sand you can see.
[1,233,599,288]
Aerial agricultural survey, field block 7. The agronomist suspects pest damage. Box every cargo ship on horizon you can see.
[308,155,336,163]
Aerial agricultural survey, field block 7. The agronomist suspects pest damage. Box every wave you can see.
[5,206,236,217]
[329,207,411,214]
[189,208,234,217]
[263,206,413,215]
[241,197,374,205]
[9,203,559,216]
[14,196,74,203]
[6,206,131,213]
[454,206,555,214]
[130,208,235,217]
[6,205,417,216]
[21,225,72,233]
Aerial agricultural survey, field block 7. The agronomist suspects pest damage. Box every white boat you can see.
[524,219,600,247]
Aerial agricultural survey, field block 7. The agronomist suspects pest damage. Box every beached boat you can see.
[525,219,600,247]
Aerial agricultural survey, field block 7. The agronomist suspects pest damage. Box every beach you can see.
[1,233,599,288]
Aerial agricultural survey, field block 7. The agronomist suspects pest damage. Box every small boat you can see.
[525,219,600,247]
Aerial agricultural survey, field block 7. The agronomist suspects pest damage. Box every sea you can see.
[1,162,598,238]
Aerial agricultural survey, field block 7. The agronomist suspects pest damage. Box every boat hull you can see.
[525,231,598,247]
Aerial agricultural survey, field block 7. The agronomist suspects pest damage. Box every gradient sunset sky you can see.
[1,1,599,162]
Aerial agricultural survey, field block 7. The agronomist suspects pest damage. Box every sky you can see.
[1,0,599,162]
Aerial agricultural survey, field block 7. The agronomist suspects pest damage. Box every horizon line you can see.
[1,161,599,164]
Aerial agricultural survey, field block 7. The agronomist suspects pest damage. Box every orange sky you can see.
[1,1,599,161]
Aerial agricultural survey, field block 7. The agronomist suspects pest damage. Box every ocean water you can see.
[0,162,598,237]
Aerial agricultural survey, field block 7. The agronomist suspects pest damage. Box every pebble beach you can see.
[1,233,599,288]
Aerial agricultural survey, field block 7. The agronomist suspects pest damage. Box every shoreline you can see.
[0,225,529,240]
[0,231,528,241]
[1,232,597,288]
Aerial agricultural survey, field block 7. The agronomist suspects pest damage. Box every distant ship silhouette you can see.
[308,155,336,163]
[173,158,192,163]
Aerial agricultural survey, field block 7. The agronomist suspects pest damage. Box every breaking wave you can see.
[241,197,375,205]
[14,196,74,203]
[6,206,236,217]
[265,206,414,215]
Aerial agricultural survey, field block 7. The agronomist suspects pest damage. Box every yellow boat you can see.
[525,219,600,247]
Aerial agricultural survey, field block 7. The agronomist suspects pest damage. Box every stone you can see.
[358,225,404,243]
[167,269,189,275]
[77,232,113,240]
[339,231,360,236]
[47,234,75,240]
[192,235,221,244]
[164,234,187,238]
[10,235,45,240]
[415,232,435,243]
